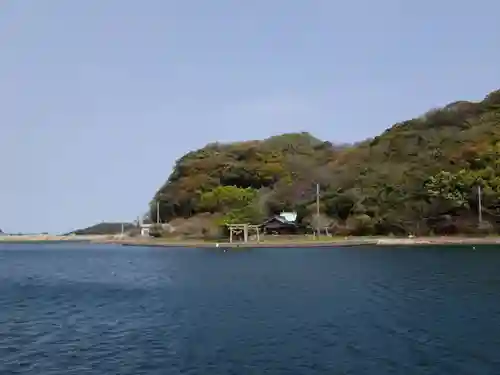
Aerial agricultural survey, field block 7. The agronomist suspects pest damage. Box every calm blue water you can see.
[1,244,500,374]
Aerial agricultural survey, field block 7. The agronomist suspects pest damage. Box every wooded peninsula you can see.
[149,89,500,239]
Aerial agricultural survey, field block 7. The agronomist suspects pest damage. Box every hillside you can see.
[151,89,500,236]
[67,222,136,236]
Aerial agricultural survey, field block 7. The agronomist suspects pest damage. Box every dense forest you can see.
[150,89,500,237]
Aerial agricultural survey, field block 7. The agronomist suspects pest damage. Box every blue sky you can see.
[1,0,499,234]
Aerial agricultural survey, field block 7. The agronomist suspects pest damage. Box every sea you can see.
[1,243,499,375]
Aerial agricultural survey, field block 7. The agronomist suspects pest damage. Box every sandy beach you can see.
[0,234,111,243]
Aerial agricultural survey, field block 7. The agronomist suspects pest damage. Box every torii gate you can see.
[226,223,261,243]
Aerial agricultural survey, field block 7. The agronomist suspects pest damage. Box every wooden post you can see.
[229,226,233,243]
[256,226,260,243]
[244,224,248,243]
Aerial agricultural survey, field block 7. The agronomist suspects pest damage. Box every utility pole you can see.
[156,200,160,224]
[477,185,483,225]
[316,183,320,238]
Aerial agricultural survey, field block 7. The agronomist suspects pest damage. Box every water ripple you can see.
[1,244,500,374]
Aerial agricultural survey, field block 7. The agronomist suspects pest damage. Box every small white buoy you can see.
[216,243,219,248]
[473,246,476,250]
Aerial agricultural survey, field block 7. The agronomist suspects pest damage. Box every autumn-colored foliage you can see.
[151,89,500,236]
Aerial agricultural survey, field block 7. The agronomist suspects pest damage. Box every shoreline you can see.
[0,234,105,244]
[2,235,500,248]
[96,236,500,248]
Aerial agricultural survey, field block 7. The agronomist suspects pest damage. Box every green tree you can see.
[199,186,258,213]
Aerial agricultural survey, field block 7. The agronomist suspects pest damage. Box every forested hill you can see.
[66,222,135,236]
[151,89,500,236]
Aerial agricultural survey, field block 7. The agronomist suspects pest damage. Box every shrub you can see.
[149,224,164,238]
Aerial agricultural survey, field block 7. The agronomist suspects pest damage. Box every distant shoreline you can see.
[0,234,103,244]
[2,235,500,248]
[98,236,500,248]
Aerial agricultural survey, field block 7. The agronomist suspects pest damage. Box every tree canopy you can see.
[150,90,500,236]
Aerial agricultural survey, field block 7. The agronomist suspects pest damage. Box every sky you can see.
[1,0,500,234]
